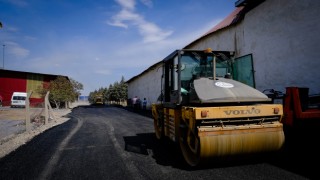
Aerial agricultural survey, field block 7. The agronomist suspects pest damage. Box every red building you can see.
[0,69,68,107]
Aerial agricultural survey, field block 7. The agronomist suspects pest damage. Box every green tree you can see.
[119,76,128,102]
[88,76,128,106]
[109,81,120,102]
[104,84,113,103]
[36,76,83,108]
[70,78,84,100]
[88,91,96,104]
[49,76,74,108]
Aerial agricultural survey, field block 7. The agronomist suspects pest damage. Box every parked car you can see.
[11,92,27,108]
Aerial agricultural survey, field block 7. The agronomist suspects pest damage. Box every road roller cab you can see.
[152,48,285,166]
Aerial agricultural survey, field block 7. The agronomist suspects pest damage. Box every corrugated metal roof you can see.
[205,7,244,36]
[127,0,266,84]
[184,0,265,49]
[126,61,162,83]
[0,69,68,79]
[184,7,244,49]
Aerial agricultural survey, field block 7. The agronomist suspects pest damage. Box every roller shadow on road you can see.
[123,133,188,168]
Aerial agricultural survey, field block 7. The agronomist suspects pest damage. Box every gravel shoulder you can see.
[0,101,89,159]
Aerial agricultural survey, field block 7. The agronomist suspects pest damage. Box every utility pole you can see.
[1,22,4,69]
[2,44,4,69]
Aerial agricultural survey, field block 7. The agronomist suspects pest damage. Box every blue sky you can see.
[0,0,235,96]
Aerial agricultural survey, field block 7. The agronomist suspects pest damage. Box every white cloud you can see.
[4,41,29,58]
[108,9,142,28]
[6,26,19,33]
[137,21,173,42]
[105,17,225,71]
[24,36,37,41]
[140,0,153,8]
[108,0,172,43]
[116,0,135,10]
[4,0,28,7]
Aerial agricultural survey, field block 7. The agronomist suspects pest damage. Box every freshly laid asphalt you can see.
[0,105,317,180]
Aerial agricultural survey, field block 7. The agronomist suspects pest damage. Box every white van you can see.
[11,92,27,108]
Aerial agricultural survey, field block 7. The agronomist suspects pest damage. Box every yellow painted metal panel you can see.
[26,74,44,98]
[191,104,283,119]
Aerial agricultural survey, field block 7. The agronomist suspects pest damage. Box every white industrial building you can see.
[127,0,320,109]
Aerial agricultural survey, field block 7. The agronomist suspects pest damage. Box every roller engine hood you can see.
[190,77,271,103]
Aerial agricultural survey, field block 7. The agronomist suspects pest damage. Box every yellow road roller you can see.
[152,48,285,166]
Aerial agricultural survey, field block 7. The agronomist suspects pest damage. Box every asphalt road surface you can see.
[0,105,318,180]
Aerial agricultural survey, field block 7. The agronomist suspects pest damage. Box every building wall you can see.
[0,70,63,106]
[187,0,320,94]
[127,0,320,107]
[127,64,162,109]
[0,72,27,106]
[27,73,44,98]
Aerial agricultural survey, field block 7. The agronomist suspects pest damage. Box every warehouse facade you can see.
[185,0,320,95]
[126,0,320,109]
[0,69,68,107]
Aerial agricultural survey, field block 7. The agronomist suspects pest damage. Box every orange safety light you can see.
[204,48,212,53]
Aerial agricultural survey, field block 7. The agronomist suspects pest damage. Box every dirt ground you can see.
[0,101,89,159]
[0,108,29,120]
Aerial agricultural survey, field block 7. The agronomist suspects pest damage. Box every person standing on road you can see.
[132,96,138,110]
[136,97,141,110]
[142,98,147,110]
